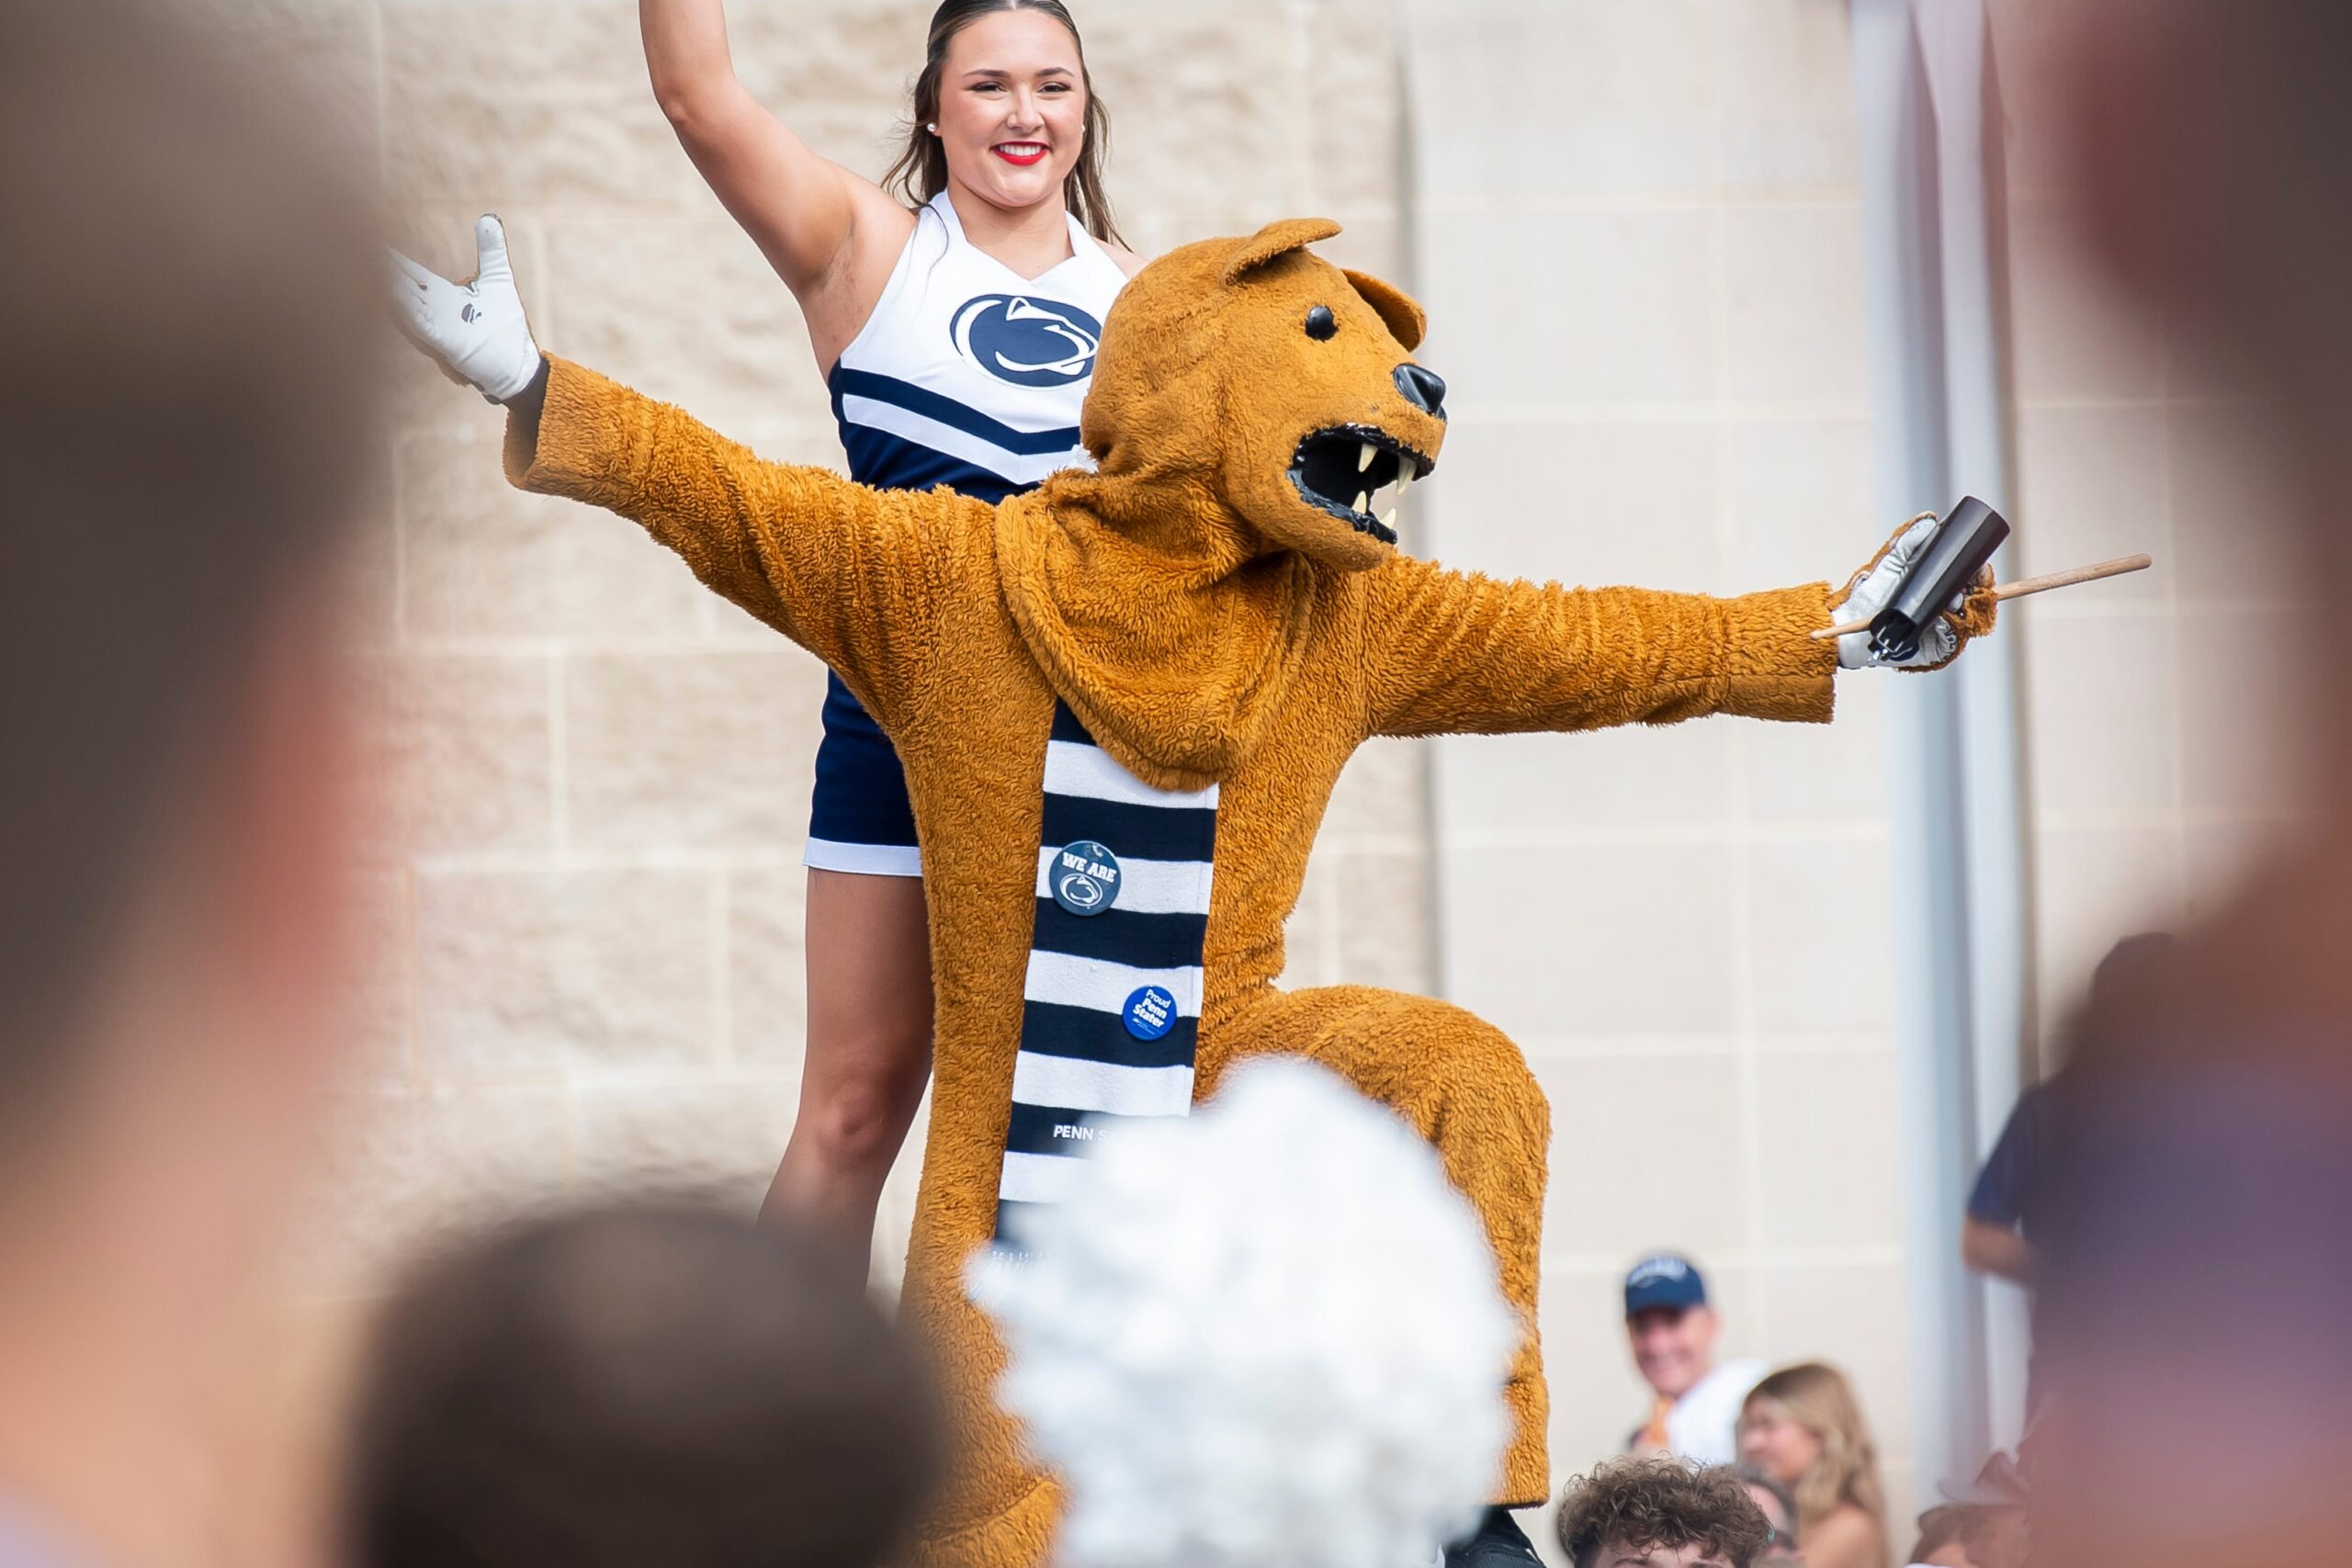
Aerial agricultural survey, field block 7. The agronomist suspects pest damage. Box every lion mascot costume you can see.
[393,213,1991,1568]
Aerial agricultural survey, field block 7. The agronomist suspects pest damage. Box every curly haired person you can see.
[1555,1459,1773,1568]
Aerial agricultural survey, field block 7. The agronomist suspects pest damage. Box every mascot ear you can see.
[1342,268,1426,351]
[1220,217,1344,284]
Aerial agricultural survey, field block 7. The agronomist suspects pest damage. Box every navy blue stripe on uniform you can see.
[1048,705,1096,744]
[1003,1101,1102,1158]
[1029,900,1209,967]
[1017,999,1199,1070]
[1041,794,1219,864]
[1001,1100,1169,1158]
[835,423,1024,502]
[830,367,1084,455]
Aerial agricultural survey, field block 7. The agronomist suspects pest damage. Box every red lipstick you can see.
[991,141,1049,166]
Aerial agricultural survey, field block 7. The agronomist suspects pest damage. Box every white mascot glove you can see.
[1831,514,1987,671]
[388,214,542,404]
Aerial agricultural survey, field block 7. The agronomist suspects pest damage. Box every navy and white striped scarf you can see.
[993,703,1219,1253]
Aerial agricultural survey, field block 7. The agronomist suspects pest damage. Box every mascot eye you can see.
[1304,304,1338,341]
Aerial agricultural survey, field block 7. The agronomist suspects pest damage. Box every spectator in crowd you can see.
[1901,1457,2029,1568]
[1963,1074,2057,1292]
[1961,936,2172,1433]
[342,1200,939,1568]
[1930,1455,2027,1568]
[1623,1254,1766,1465]
[1736,1364,1888,1568]
[1903,1507,1967,1568]
[0,5,380,1566]
[1555,1458,1772,1568]
[1736,1468,1803,1564]
[1900,1491,2026,1568]
[1961,1513,2019,1568]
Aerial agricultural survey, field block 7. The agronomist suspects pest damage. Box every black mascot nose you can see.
[1394,363,1447,419]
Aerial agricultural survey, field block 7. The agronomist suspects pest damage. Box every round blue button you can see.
[1049,840,1122,917]
[1123,985,1178,1041]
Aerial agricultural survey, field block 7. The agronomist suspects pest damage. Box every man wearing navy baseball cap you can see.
[1622,1254,1764,1466]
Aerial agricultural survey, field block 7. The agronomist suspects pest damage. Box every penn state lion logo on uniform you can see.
[951,294,1103,387]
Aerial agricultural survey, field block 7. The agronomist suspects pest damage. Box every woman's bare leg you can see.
[759,868,934,1254]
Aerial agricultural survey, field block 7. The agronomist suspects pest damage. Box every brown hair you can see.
[1556,1459,1773,1568]
[880,0,1125,247]
[344,1200,940,1568]
[1905,1505,1967,1564]
[0,0,379,1115]
[1742,1363,1888,1533]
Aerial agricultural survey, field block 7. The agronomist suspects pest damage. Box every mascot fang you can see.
[396,213,1993,1568]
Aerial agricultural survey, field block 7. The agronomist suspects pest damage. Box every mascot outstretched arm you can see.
[1365,558,1840,738]
[501,354,972,734]
[396,212,1990,1568]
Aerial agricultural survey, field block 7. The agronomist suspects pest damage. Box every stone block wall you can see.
[1400,0,1925,1529]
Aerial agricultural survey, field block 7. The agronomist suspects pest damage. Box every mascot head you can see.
[1079,219,1442,573]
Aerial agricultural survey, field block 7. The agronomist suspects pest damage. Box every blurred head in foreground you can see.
[2056,0,2352,509]
[344,1201,939,1568]
[971,1058,1518,1568]
[1555,1460,1770,1568]
[2030,5,2352,1567]
[0,0,379,1561]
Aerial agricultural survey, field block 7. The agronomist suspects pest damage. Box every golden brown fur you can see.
[500,218,1982,1568]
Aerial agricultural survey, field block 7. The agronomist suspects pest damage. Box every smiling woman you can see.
[1736,1365,1889,1568]
[881,0,1125,255]
[637,0,1150,1261]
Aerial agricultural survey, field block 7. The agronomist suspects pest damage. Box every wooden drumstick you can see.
[1810,553,2154,641]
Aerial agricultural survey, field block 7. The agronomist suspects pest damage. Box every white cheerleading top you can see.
[827,189,1129,502]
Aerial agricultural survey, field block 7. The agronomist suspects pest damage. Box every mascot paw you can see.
[388,214,544,405]
[1831,514,1998,671]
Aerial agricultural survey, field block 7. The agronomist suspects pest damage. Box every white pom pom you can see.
[968,1058,1516,1568]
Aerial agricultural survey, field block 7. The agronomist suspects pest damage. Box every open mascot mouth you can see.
[1288,426,1435,546]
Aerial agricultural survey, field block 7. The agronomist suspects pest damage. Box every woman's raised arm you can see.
[640,0,906,310]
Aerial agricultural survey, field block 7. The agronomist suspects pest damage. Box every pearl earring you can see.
[927,122,938,133]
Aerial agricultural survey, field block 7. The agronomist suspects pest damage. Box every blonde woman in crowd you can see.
[1736,1362,1890,1568]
